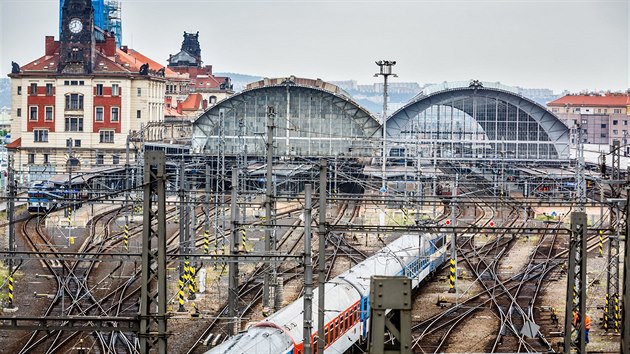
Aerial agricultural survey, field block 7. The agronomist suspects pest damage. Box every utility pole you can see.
[178,160,187,312]
[317,159,327,354]
[621,167,630,354]
[375,60,396,194]
[263,106,276,311]
[228,168,240,335]
[564,212,588,354]
[138,151,167,354]
[303,184,313,354]
[123,132,131,250]
[605,140,622,332]
[576,125,586,212]
[6,152,15,308]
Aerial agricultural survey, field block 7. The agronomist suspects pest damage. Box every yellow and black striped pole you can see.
[614,292,620,332]
[213,241,218,270]
[7,274,14,308]
[241,229,247,252]
[402,207,408,225]
[604,293,610,330]
[123,223,129,251]
[598,230,604,257]
[203,230,210,254]
[67,207,72,227]
[188,266,197,300]
[177,274,186,312]
[449,258,456,292]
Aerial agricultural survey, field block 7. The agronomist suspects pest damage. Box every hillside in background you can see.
[215,72,263,92]
[0,79,10,108]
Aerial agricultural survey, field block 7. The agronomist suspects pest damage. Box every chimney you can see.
[104,32,116,56]
[176,103,183,115]
[45,36,57,56]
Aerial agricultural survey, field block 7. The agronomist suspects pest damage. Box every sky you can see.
[1,0,628,93]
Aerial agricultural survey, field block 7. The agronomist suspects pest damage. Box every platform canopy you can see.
[192,77,382,158]
[385,81,570,162]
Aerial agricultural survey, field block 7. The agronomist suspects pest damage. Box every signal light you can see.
[445,220,451,226]
[489,220,495,227]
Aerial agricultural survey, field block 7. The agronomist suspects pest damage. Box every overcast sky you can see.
[1,0,628,92]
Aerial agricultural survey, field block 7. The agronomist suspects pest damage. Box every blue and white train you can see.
[206,232,447,354]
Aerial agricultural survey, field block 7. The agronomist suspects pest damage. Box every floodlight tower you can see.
[375,60,397,193]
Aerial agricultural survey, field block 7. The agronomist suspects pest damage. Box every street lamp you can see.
[375,60,397,193]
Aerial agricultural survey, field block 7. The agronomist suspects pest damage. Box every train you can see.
[205,232,447,354]
[27,180,87,214]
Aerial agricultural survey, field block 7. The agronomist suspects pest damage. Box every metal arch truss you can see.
[385,86,570,162]
[139,151,168,354]
[191,84,381,157]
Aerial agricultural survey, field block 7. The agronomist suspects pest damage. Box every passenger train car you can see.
[206,232,447,354]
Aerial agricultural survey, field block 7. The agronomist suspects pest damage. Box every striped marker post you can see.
[189,266,197,300]
[598,230,603,257]
[614,292,620,332]
[213,242,218,270]
[7,275,13,308]
[449,259,456,292]
[203,230,210,254]
[123,224,129,251]
[67,207,72,228]
[604,293,610,330]
[177,274,186,312]
[241,229,247,252]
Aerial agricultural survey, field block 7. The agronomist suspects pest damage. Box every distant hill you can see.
[215,72,263,92]
[0,78,10,108]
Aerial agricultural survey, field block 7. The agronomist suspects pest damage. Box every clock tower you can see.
[58,0,95,74]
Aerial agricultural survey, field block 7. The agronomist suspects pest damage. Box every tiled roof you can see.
[180,93,203,111]
[6,137,21,150]
[548,95,630,107]
[164,106,185,117]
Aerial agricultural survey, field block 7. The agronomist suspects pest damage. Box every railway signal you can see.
[489,220,495,227]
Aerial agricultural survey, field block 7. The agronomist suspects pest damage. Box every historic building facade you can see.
[8,0,167,175]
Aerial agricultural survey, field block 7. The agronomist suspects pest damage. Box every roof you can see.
[14,39,178,78]
[168,50,198,65]
[6,137,21,150]
[548,94,630,107]
[180,93,203,111]
[164,106,185,117]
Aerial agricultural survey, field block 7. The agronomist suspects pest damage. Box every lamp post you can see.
[375,60,397,193]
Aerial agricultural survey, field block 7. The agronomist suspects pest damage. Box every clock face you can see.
[69,18,83,34]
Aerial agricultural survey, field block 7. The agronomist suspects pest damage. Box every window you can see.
[64,80,69,85]
[66,138,73,147]
[100,130,114,143]
[137,87,142,97]
[29,106,38,121]
[136,109,141,119]
[30,83,37,95]
[598,109,602,113]
[96,84,103,96]
[79,80,84,85]
[74,139,81,147]
[112,84,119,96]
[112,155,120,165]
[16,108,21,117]
[43,154,49,164]
[34,129,48,142]
[613,120,618,125]
[17,86,21,95]
[111,107,119,122]
[613,130,618,135]
[581,119,588,124]
[209,96,217,104]
[96,153,104,165]
[601,133,607,138]
[45,83,53,96]
[28,154,35,164]
[574,108,581,113]
[70,80,78,86]
[601,124,607,129]
[614,108,622,114]
[45,106,54,121]
[65,94,84,110]
[551,108,559,113]
[65,116,84,131]
[95,107,104,122]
